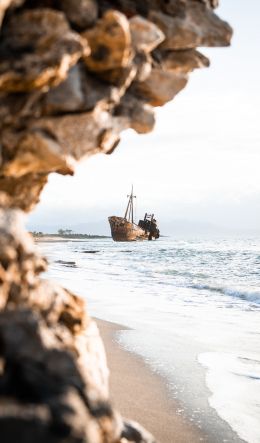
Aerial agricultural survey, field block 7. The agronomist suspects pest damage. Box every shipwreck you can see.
[109,187,160,241]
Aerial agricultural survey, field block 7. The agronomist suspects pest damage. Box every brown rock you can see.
[202,0,220,8]
[0,208,47,307]
[97,64,138,94]
[58,0,98,30]
[131,68,188,107]
[82,10,132,72]
[27,280,87,333]
[80,70,122,109]
[159,0,186,17]
[0,9,90,92]
[0,174,48,212]
[0,91,45,130]
[151,0,218,17]
[115,93,155,133]
[43,65,85,114]
[149,2,232,49]
[44,65,122,114]
[31,111,127,160]
[157,49,210,73]
[129,15,165,53]
[133,52,152,82]
[2,130,75,177]
[2,8,69,50]
[0,308,113,443]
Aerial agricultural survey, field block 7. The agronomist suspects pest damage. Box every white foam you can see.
[198,352,260,443]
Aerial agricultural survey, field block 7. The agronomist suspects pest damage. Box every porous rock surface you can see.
[0,1,232,442]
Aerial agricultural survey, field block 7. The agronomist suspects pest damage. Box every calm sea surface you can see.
[40,237,260,443]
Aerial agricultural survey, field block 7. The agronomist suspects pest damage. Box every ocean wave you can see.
[155,267,209,279]
[190,283,260,304]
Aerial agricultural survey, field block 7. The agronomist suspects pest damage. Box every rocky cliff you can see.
[0,1,232,442]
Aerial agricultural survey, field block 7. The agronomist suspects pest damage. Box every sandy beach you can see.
[34,236,70,242]
[96,318,204,443]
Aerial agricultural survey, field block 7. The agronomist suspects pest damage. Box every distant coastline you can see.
[31,231,110,241]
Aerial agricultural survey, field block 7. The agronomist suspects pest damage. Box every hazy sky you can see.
[28,1,260,235]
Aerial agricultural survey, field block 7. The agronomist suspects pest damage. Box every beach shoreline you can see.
[96,317,205,443]
[40,238,256,443]
[34,236,110,242]
[35,236,71,242]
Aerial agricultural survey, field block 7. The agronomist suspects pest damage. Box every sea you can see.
[39,237,260,443]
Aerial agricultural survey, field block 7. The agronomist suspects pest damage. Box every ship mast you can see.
[124,186,136,223]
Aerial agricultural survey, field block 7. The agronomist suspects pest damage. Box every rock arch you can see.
[0,1,232,441]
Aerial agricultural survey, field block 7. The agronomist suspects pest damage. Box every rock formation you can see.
[0,1,232,441]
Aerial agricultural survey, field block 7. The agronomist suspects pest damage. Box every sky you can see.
[28,0,260,236]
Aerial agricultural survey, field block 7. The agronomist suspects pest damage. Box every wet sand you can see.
[96,318,205,443]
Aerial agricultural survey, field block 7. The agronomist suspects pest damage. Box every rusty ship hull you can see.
[108,216,149,242]
[108,187,160,242]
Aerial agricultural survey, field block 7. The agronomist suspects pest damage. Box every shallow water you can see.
[40,237,260,443]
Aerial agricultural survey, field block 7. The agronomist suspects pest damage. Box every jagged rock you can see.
[82,10,132,72]
[96,64,137,90]
[58,0,98,30]
[2,8,69,50]
[2,130,75,177]
[149,2,232,49]
[0,9,89,92]
[0,108,127,209]
[43,65,85,114]
[0,209,46,304]
[0,91,44,131]
[0,309,119,443]
[44,64,123,114]
[133,52,152,82]
[0,392,101,443]
[79,68,121,109]
[0,174,48,212]
[129,15,165,53]
[156,49,210,73]
[114,93,155,134]
[31,111,127,161]
[132,68,188,107]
